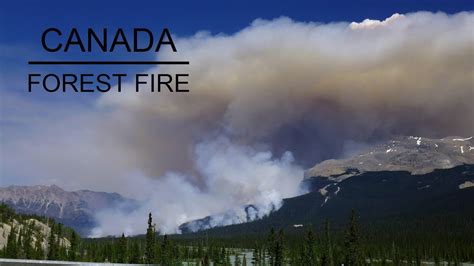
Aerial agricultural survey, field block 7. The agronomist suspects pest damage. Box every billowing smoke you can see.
[1,11,473,236]
[90,137,303,236]
[98,11,474,170]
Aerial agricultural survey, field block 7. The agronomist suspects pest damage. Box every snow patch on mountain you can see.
[305,136,474,182]
[459,181,474,189]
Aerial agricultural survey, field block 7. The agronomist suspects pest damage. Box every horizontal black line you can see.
[28,61,189,65]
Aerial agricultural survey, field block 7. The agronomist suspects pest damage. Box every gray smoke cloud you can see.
[1,11,473,236]
[91,137,303,236]
[99,11,474,169]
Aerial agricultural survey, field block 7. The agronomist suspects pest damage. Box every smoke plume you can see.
[1,11,473,235]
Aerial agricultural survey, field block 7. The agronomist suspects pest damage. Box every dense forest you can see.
[0,204,473,265]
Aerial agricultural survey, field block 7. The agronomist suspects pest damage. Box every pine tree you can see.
[34,233,44,259]
[225,249,232,266]
[267,227,276,265]
[161,234,170,264]
[302,227,317,265]
[219,246,227,264]
[392,242,400,265]
[252,243,262,265]
[56,223,62,244]
[235,253,242,266]
[197,241,203,258]
[321,219,334,266]
[145,212,155,263]
[274,229,285,266]
[202,252,210,266]
[129,241,141,263]
[243,254,248,266]
[5,226,18,258]
[47,224,57,260]
[23,223,34,259]
[69,231,78,261]
[56,223,67,260]
[344,209,364,266]
[17,227,24,258]
[117,233,128,263]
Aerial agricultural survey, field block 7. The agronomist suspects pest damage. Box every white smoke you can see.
[1,11,473,236]
[90,137,303,236]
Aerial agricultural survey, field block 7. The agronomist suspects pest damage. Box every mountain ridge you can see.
[2,135,473,236]
[180,136,474,233]
[305,136,474,181]
[0,185,136,236]
[185,164,474,236]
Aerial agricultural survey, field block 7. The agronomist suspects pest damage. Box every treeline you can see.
[0,203,78,260]
[1,203,473,264]
[78,213,244,264]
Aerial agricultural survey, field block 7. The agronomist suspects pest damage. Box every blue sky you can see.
[2,0,473,41]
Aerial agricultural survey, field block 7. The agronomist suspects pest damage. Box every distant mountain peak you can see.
[0,184,137,236]
[305,136,474,181]
[182,136,474,234]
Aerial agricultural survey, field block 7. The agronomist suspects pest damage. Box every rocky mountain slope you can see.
[0,204,73,258]
[181,136,474,233]
[0,218,70,252]
[190,164,474,236]
[305,136,474,182]
[0,185,135,236]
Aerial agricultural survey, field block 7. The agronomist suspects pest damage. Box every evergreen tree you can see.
[5,226,18,258]
[23,223,34,259]
[392,242,400,265]
[415,248,422,266]
[69,231,78,261]
[225,249,232,266]
[145,212,155,263]
[274,229,285,266]
[219,246,227,264]
[235,253,242,266]
[321,219,334,266]
[34,233,44,259]
[161,234,170,264]
[56,223,67,260]
[344,209,364,266]
[243,254,248,266]
[117,233,128,263]
[267,227,276,265]
[129,241,141,263]
[197,241,203,259]
[17,227,24,258]
[252,243,262,265]
[202,252,210,266]
[47,224,57,260]
[302,227,317,265]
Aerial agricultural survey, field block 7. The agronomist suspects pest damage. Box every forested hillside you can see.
[0,204,78,260]
[2,203,473,264]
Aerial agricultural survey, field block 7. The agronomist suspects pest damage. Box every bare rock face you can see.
[0,218,70,251]
[0,185,136,236]
[305,136,474,181]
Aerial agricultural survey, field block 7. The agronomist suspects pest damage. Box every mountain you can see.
[305,136,474,182]
[0,185,136,236]
[180,136,474,234]
[189,164,474,237]
[302,135,474,196]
